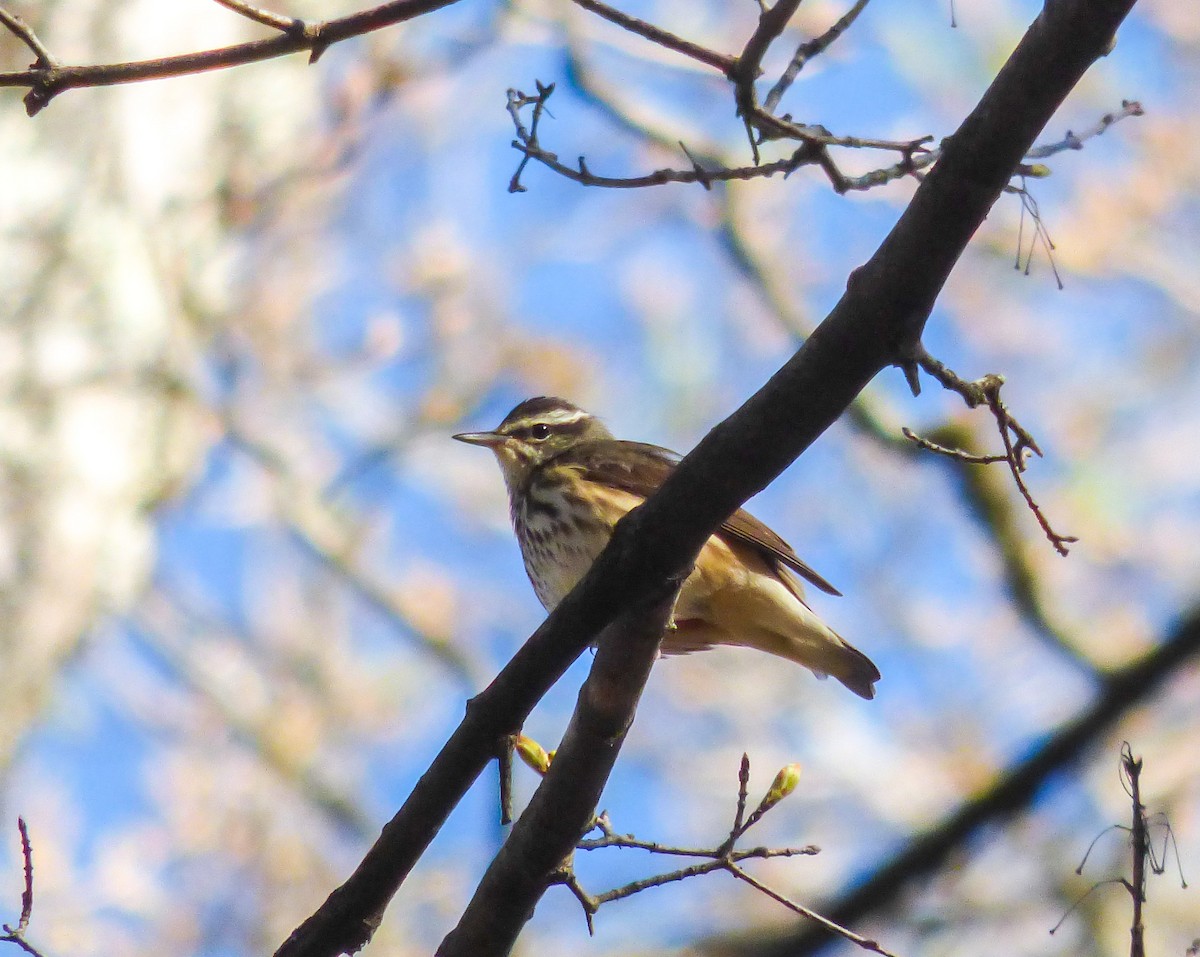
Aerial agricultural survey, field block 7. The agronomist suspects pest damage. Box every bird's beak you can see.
[452,430,506,448]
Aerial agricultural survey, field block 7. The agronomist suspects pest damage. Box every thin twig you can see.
[737,0,804,81]
[1122,744,1147,957]
[914,354,1040,457]
[913,350,1076,555]
[1011,180,1063,288]
[0,0,463,116]
[568,0,736,75]
[729,865,898,957]
[730,753,752,843]
[764,0,872,113]
[901,427,1008,464]
[507,82,823,191]
[982,378,1077,555]
[1,818,44,957]
[15,819,32,934]
[1025,100,1144,158]
[0,7,57,68]
[499,737,515,826]
[555,758,833,943]
[1055,746,1188,946]
[592,858,728,907]
[210,0,303,33]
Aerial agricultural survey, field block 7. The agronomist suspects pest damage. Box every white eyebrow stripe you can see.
[537,408,589,425]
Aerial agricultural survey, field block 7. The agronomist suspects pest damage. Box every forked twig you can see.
[1012,179,1063,288]
[521,752,886,954]
[908,350,1077,555]
[506,82,824,192]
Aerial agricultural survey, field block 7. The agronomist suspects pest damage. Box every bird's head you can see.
[453,396,613,491]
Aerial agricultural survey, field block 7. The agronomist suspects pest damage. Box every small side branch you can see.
[567,0,736,76]
[1026,100,1144,159]
[506,83,824,192]
[901,427,1007,465]
[909,350,1076,555]
[0,7,57,68]
[2,818,46,957]
[210,0,304,33]
[0,0,465,116]
[764,0,872,113]
[1123,745,1148,957]
[548,757,886,954]
[729,865,895,957]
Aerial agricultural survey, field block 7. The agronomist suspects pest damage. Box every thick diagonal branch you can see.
[437,579,681,955]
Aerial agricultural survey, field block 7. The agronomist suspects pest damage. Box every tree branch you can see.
[763,0,872,113]
[567,0,737,76]
[0,0,463,115]
[273,0,1138,953]
[436,577,681,955]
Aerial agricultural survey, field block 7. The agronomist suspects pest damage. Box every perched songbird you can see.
[453,397,880,699]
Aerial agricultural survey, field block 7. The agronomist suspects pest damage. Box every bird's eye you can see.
[529,423,551,440]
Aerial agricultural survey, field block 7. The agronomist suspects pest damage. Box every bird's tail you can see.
[671,572,880,699]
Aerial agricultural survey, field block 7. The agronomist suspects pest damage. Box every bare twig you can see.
[0,0,463,115]
[14,820,31,934]
[730,753,752,846]
[563,29,936,195]
[737,0,804,85]
[729,0,852,187]
[912,350,1076,555]
[498,737,515,826]
[507,82,823,192]
[1122,745,1147,957]
[568,0,736,75]
[0,7,57,68]
[209,0,302,32]
[913,354,1041,460]
[764,0,873,113]
[1026,100,1145,159]
[730,865,898,957]
[558,758,839,943]
[1053,745,1188,954]
[901,426,1008,464]
[1,818,45,957]
[1012,180,1064,288]
[983,379,1077,556]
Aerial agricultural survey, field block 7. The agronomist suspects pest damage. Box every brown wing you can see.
[719,509,842,596]
[568,440,841,597]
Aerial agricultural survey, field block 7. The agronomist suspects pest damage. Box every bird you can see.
[453,396,879,699]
